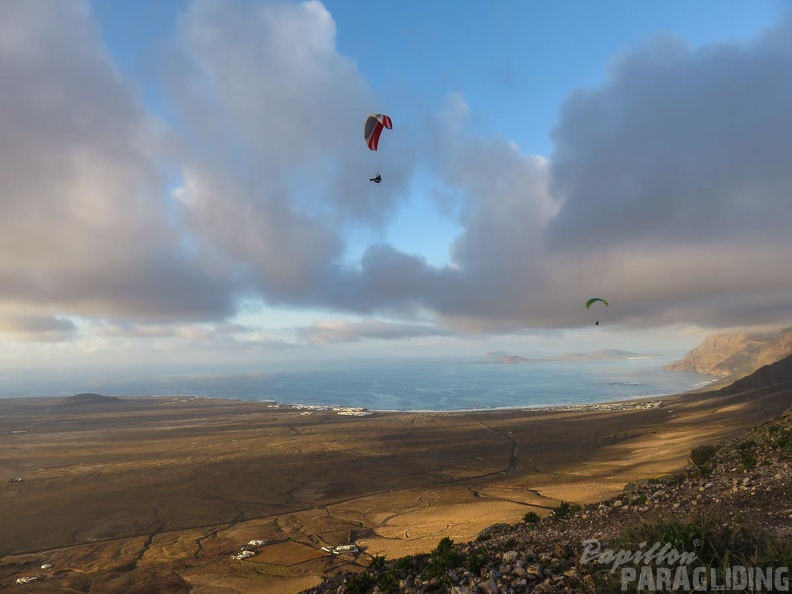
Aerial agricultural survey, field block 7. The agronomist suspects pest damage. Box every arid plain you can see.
[1,383,790,593]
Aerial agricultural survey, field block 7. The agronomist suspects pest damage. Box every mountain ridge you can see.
[664,327,792,379]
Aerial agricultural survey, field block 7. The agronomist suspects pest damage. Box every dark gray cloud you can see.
[548,30,792,248]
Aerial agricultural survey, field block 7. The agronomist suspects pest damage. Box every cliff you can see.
[664,327,792,378]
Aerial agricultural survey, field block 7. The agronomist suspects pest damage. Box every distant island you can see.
[60,393,121,405]
[487,349,656,364]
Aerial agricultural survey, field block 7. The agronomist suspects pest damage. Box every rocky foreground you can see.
[303,403,792,593]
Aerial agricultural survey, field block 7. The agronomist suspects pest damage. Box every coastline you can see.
[0,356,711,410]
[0,389,682,416]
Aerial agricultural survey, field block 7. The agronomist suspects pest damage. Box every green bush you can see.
[465,551,486,575]
[368,554,387,572]
[523,511,541,524]
[377,570,399,593]
[395,555,416,573]
[345,571,376,594]
[550,501,581,520]
[737,441,757,469]
[428,537,463,578]
[690,444,717,472]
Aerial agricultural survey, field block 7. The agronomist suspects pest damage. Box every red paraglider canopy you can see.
[364,114,393,151]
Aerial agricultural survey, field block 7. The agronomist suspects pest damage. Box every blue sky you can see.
[1,0,792,370]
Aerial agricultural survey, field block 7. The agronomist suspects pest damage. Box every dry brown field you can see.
[0,383,789,593]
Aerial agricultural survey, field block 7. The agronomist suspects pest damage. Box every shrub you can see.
[368,554,387,572]
[737,441,757,469]
[428,537,463,578]
[690,444,717,470]
[550,501,581,520]
[523,511,541,524]
[377,570,399,593]
[465,551,486,575]
[395,555,416,573]
[345,571,376,594]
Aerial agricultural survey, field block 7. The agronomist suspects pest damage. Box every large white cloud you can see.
[318,20,792,331]
[0,0,232,330]
[164,0,418,307]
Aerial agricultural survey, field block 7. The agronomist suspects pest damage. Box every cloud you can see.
[548,30,792,249]
[0,314,77,342]
[163,0,420,308]
[0,0,233,323]
[312,21,792,331]
[296,318,450,344]
[3,0,791,348]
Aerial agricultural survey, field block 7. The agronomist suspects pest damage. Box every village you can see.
[231,537,360,561]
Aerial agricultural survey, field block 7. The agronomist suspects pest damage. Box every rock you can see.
[533,580,556,593]
[524,550,537,562]
[452,587,474,594]
[478,579,499,594]
[477,524,511,541]
[502,550,519,563]
[553,543,572,559]
[563,568,582,580]
[524,564,543,579]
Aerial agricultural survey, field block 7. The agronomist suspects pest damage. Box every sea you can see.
[0,356,713,412]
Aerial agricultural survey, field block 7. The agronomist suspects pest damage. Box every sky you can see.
[2,0,792,371]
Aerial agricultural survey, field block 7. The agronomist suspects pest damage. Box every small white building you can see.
[16,576,38,584]
[41,564,53,570]
[324,544,359,554]
[247,539,266,547]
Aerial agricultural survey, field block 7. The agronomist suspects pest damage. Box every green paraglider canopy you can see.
[585,297,608,309]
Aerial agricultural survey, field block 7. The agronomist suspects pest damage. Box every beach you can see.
[1,385,789,593]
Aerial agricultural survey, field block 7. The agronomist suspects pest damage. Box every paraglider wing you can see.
[364,114,393,151]
[585,297,609,309]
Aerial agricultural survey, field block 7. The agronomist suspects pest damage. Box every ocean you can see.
[0,357,712,411]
